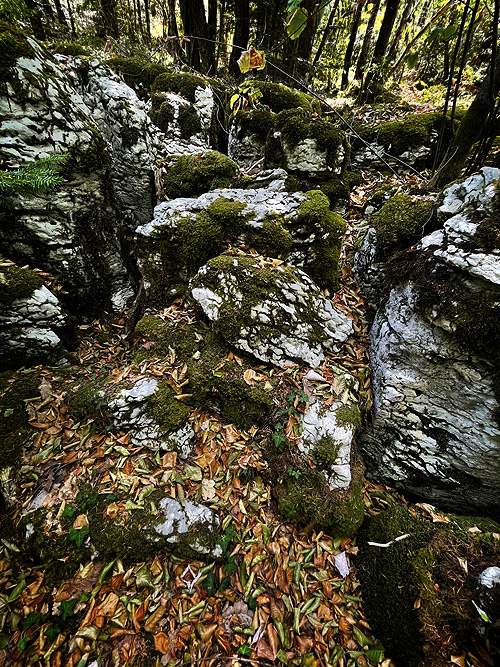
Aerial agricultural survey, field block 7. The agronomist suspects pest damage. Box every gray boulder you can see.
[360,169,500,515]
[189,253,353,368]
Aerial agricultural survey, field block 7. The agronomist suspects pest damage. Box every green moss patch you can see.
[371,194,435,259]
[0,20,35,80]
[151,72,206,103]
[52,41,89,57]
[105,57,169,94]
[310,435,340,466]
[358,506,500,667]
[67,378,110,429]
[135,317,274,430]
[0,371,41,469]
[0,265,43,305]
[232,109,275,144]
[163,152,238,199]
[296,190,346,291]
[252,81,312,113]
[475,181,500,249]
[146,380,190,434]
[149,94,175,133]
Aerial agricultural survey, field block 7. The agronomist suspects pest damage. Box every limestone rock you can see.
[0,263,69,368]
[136,188,345,306]
[107,377,194,457]
[189,253,353,368]
[155,497,221,557]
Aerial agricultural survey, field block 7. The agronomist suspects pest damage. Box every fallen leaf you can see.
[73,514,89,531]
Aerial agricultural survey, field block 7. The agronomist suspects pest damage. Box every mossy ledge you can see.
[151,71,207,103]
[0,264,43,306]
[163,151,238,200]
[357,506,500,667]
[105,57,170,95]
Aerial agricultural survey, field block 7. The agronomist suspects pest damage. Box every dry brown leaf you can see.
[154,631,170,654]
[106,502,119,518]
[266,623,279,659]
[73,514,89,530]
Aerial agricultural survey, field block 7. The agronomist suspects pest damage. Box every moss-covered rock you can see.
[0,371,40,470]
[52,41,90,57]
[135,317,275,430]
[232,108,276,145]
[358,506,500,667]
[0,265,43,306]
[252,81,313,113]
[163,151,238,199]
[294,190,346,291]
[371,194,435,259]
[105,57,170,96]
[0,20,35,84]
[67,378,110,429]
[475,181,500,249]
[151,71,206,103]
[149,93,176,133]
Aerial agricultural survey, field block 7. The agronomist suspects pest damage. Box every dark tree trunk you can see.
[144,0,151,40]
[217,0,226,67]
[313,0,341,67]
[296,0,323,78]
[179,0,215,74]
[355,0,382,81]
[208,0,217,71]
[66,0,76,36]
[229,0,250,77]
[387,0,414,62]
[341,0,367,89]
[24,0,46,40]
[53,0,69,29]
[430,45,500,188]
[360,0,401,101]
[136,0,144,37]
[101,0,119,38]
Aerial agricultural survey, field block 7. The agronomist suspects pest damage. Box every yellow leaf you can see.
[106,502,119,518]
[73,514,89,531]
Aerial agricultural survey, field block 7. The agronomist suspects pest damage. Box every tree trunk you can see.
[341,0,367,90]
[354,0,382,81]
[313,0,341,67]
[66,0,76,36]
[207,0,218,73]
[387,0,414,62]
[53,0,70,29]
[229,0,250,77]
[24,0,46,40]
[217,0,226,67]
[360,0,401,101]
[430,46,500,189]
[179,0,215,74]
[144,0,151,40]
[101,0,119,38]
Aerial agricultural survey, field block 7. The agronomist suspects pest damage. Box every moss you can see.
[178,105,203,139]
[475,181,500,249]
[345,171,362,188]
[0,265,43,305]
[65,128,110,174]
[134,318,274,429]
[310,435,340,466]
[272,109,345,171]
[120,125,141,148]
[105,57,169,94]
[0,371,41,469]
[274,456,364,537]
[67,379,111,429]
[358,506,500,667]
[362,111,459,160]
[245,214,293,257]
[251,81,312,113]
[151,72,206,103]
[52,41,90,57]
[319,177,350,206]
[371,194,435,259]
[335,404,362,429]
[296,190,346,291]
[164,151,238,199]
[149,94,175,133]
[232,109,276,144]
[0,20,35,80]
[146,380,190,436]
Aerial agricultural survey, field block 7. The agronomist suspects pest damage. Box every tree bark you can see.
[387,0,414,62]
[179,0,215,74]
[354,0,382,81]
[53,0,70,29]
[229,0,250,77]
[24,0,46,40]
[341,0,367,89]
[313,0,341,67]
[144,0,151,40]
[430,45,500,189]
[101,0,119,38]
[66,0,76,36]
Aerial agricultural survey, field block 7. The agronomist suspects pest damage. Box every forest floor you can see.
[0,98,491,667]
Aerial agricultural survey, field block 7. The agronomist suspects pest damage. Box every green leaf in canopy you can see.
[286,7,308,40]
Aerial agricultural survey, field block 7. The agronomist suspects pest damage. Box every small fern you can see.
[0,153,68,198]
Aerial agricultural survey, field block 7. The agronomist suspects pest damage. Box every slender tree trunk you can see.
[136,0,144,37]
[430,45,500,189]
[217,0,226,67]
[207,0,218,72]
[313,0,341,67]
[53,0,70,29]
[66,0,76,36]
[101,0,119,38]
[144,0,151,40]
[387,0,414,62]
[229,0,250,76]
[354,0,382,80]
[24,0,46,40]
[341,0,367,89]
[179,0,214,74]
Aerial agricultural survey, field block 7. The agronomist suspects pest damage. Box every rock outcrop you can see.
[136,187,346,306]
[189,252,353,368]
[358,168,500,515]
